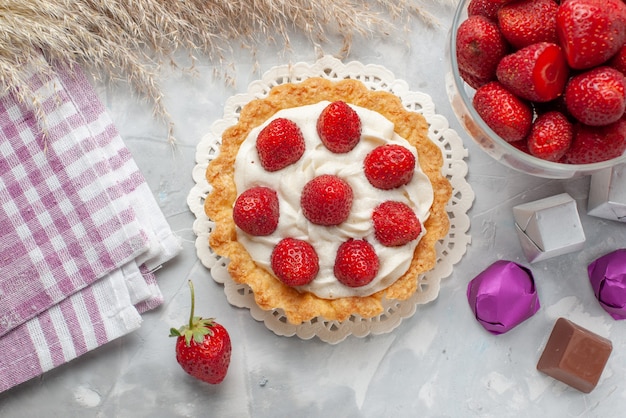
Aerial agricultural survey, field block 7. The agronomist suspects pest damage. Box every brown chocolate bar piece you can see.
[537,317,612,393]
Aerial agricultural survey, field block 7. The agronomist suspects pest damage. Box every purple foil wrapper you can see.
[588,249,626,320]
[467,260,541,335]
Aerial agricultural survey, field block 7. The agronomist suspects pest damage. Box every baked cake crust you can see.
[205,77,452,324]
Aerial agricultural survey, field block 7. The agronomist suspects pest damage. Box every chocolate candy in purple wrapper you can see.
[588,248,626,320]
[467,260,540,335]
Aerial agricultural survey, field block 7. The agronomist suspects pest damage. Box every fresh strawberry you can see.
[496,42,569,102]
[563,116,626,164]
[497,0,559,49]
[472,81,533,142]
[333,239,379,288]
[609,45,626,75]
[271,238,319,286]
[564,66,626,126]
[533,95,572,120]
[256,117,305,172]
[170,281,231,385]
[527,111,574,161]
[467,0,501,21]
[233,186,279,236]
[456,15,509,87]
[459,68,493,90]
[317,101,362,153]
[556,0,626,70]
[372,201,422,247]
[509,138,531,155]
[301,174,353,226]
[364,144,416,190]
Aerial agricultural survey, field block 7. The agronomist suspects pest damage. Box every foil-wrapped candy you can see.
[588,164,626,223]
[513,193,586,263]
[467,260,541,334]
[588,249,626,320]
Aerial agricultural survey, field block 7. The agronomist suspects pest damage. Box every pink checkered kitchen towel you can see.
[0,58,180,392]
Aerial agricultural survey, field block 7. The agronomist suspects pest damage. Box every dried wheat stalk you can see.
[0,0,449,141]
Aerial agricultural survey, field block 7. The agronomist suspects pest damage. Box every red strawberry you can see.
[317,101,362,153]
[271,238,319,286]
[527,111,574,162]
[233,186,279,236]
[496,42,569,102]
[256,117,305,172]
[556,0,626,70]
[334,239,379,288]
[301,174,353,226]
[170,281,231,385]
[564,66,626,126]
[372,201,422,247]
[533,95,572,120]
[497,0,559,49]
[364,144,416,190]
[609,45,626,75]
[456,15,509,87]
[510,138,531,155]
[459,68,493,90]
[472,81,533,142]
[467,0,501,21]
[563,115,626,164]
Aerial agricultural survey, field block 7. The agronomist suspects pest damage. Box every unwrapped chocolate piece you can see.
[513,193,586,263]
[588,164,626,222]
[467,260,540,334]
[537,317,612,393]
[588,248,626,320]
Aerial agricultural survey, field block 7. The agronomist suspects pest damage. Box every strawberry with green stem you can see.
[170,281,231,384]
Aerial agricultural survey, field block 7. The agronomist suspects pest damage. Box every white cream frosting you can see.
[233,101,435,299]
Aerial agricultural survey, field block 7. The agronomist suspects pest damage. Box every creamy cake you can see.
[205,77,451,324]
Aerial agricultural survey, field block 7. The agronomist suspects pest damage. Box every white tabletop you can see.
[1,4,625,417]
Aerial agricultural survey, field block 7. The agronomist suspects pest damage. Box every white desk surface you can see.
[1,3,625,417]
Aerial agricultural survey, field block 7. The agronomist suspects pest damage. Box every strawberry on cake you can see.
[205,77,452,324]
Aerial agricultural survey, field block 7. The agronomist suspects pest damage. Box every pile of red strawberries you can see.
[233,101,423,288]
[456,0,626,164]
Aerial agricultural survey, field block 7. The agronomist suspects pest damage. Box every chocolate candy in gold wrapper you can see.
[537,317,612,393]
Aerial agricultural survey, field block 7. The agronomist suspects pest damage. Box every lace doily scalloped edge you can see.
[187,55,474,344]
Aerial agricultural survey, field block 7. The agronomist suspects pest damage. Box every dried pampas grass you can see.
[0,0,447,141]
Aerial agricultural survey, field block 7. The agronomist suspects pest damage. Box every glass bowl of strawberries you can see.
[446,0,626,179]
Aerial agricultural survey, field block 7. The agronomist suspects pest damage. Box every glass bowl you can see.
[445,0,626,179]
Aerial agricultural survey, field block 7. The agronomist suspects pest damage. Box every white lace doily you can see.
[187,56,474,344]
